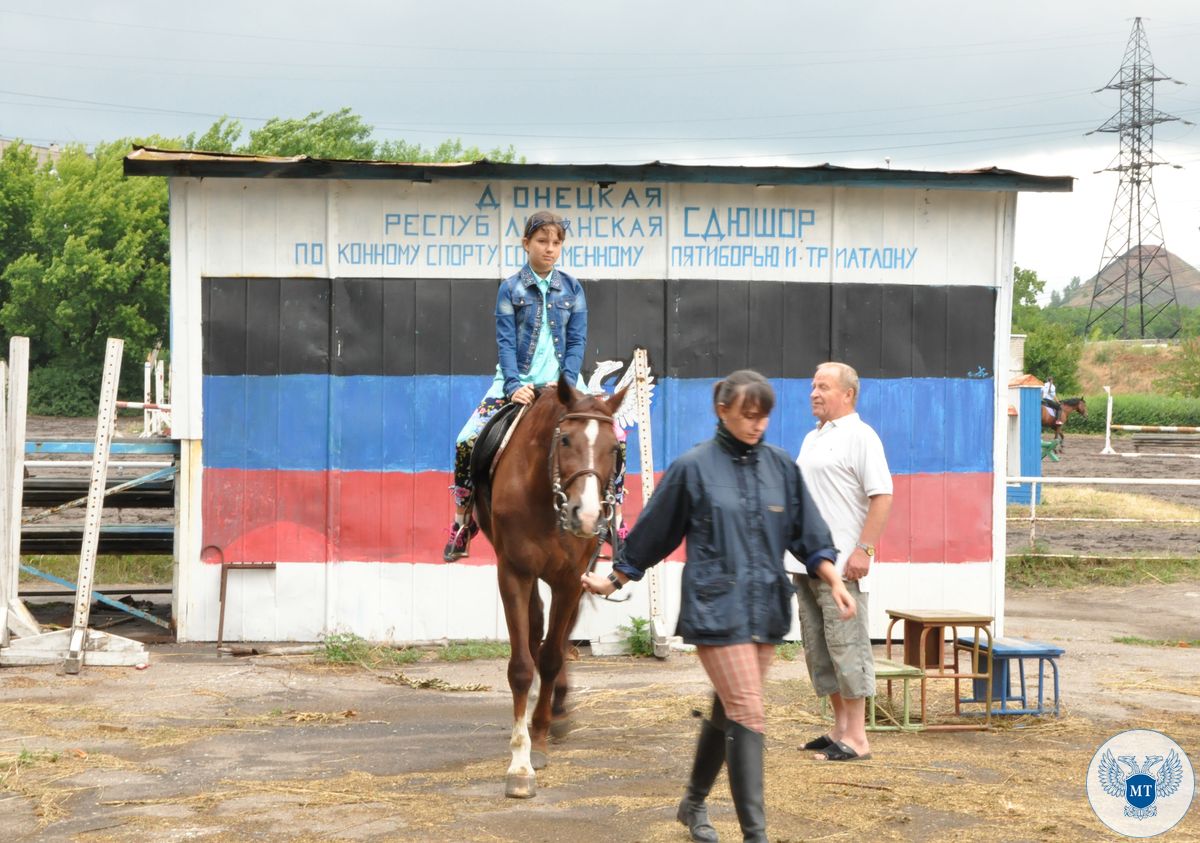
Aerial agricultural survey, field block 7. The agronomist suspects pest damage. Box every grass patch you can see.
[1006,487,1200,522]
[317,632,421,667]
[1114,635,1200,648]
[1006,555,1200,589]
[776,641,804,661]
[19,554,173,585]
[436,640,510,661]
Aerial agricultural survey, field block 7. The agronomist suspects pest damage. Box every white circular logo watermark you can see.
[1086,729,1195,837]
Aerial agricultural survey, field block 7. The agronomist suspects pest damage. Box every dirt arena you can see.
[4,424,1198,841]
[1007,432,1200,558]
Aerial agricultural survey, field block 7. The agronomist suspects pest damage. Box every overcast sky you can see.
[4,1,1200,298]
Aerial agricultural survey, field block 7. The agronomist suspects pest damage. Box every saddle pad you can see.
[469,401,523,510]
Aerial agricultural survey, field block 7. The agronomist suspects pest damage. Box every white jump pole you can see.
[1101,386,1115,455]
[4,338,38,639]
[155,359,167,435]
[0,360,8,647]
[1111,425,1200,433]
[632,347,669,660]
[143,360,153,436]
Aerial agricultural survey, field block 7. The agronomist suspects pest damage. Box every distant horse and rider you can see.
[1041,389,1088,451]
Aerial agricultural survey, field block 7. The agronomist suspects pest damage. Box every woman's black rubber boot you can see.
[676,695,727,842]
[725,719,767,843]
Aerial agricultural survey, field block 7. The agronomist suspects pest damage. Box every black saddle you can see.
[468,401,523,512]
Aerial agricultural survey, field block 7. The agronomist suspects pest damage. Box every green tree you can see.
[1011,265,1045,333]
[1155,337,1200,398]
[185,109,523,163]
[0,140,170,411]
[185,116,242,153]
[1023,322,1083,394]
[244,108,378,159]
[0,142,40,280]
[378,137,521,163]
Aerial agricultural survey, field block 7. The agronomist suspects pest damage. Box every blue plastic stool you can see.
[955,636,1064,716]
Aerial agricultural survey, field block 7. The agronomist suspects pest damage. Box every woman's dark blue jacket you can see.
[614,429,837,647]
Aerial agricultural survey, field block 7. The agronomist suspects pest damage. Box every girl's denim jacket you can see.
[495,265,587,398]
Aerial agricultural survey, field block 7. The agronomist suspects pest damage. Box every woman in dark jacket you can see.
[582,369,855,843]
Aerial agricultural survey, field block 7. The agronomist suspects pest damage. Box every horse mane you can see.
[1062,397,1084,407]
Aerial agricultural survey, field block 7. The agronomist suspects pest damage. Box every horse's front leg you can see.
[529,580,584,766]
[548,597,583,741]
[497,566,538,799]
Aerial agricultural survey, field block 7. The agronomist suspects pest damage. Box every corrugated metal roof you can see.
[123,145,1073,192]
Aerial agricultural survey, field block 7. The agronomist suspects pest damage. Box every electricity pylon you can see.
[1085,17,1189,339]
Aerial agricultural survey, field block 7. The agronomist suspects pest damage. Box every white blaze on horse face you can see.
[508,718,534,778]
[577,420,602,533]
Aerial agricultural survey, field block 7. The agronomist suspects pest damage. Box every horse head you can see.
[551,374,627,538]
[1064,397,1088,419]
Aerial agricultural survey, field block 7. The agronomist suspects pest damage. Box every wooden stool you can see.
[816,658,925,732]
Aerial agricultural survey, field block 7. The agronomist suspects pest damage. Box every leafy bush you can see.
[619,616,654,657]
[27,364,98,416]
[1064,393,1200,434]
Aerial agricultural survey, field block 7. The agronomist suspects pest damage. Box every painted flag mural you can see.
[200,276,995,567]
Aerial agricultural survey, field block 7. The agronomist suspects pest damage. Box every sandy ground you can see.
[2,581,1198,843]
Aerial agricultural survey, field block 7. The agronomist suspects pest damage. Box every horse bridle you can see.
[549,411,619,538]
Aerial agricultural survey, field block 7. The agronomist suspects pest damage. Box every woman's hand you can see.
[511,385,536,405]
[581,570,619,596]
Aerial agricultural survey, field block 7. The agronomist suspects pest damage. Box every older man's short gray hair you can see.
[816,361,860,405]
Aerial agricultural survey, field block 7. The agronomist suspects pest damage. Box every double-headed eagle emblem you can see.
[586,359,654,431]
[1098,749,1185,819]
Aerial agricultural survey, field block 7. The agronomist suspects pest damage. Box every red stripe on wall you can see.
[202,469,654,565]
[202,469,991,565]
[879,473,993,563]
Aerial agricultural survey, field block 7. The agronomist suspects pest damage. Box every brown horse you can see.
[1041,396,1088,449]
[474,375,625,799]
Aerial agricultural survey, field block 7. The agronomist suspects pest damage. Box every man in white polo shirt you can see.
[791,361,893,762]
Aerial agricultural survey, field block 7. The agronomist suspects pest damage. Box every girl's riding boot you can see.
[677,696,727,842]
[725,720,767,843]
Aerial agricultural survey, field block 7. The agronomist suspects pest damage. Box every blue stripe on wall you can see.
[203,375,993,474]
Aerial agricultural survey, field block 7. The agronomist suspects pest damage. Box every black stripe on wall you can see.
[202,277,995,380]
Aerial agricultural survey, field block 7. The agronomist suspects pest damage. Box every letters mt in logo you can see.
[1086,729,1195,838]
[1098,750,1185,820]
